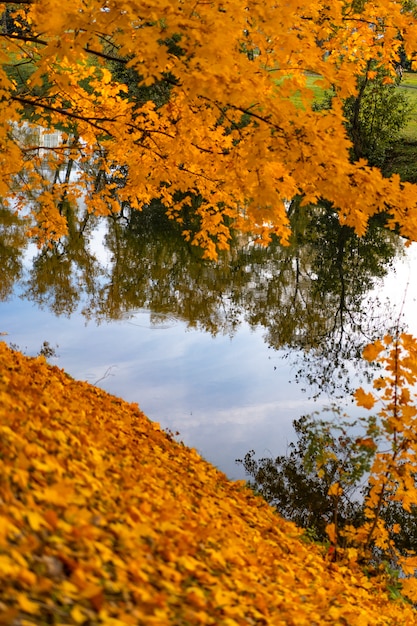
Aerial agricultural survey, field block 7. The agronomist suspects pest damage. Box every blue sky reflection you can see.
[1,297,319,479]
[2,242,417,480]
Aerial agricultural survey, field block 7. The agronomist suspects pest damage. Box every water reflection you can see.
[1,197,403,396]
[0,207,28,300]
[22,199,102,316]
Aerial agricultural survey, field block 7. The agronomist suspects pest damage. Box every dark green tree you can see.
[345,70,410,167]
[236,411,374,543]
[237,411,417,559]
[0,204,28,301]
[107,34,183,110]
[316,66,411,169]
[22,197,103,317]
[231,195,402,395]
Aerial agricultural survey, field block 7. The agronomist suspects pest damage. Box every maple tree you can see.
[237,330,417,598]
[1,340,417,624]
[1,0,417,258]
[346,333,417,600]
[3,0,417,617]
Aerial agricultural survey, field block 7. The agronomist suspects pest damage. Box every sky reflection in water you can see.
[1,213,417,480]
[2,293,319,479]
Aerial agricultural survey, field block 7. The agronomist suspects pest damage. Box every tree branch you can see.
[12,95,114,135]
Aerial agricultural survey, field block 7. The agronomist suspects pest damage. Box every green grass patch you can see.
[398,72,417,141]
[401,72,417,88]
[299,74,329,104]
[274,73,329,109]
[383,139,417,183]
[296,71,417,142]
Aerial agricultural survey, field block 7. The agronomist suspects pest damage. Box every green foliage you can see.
[236,409,374,542]
[109,59,173,109]
[383,139,417,182]
[238,398,417,565]
[316,70,412,167]
[0,205,27,301]
[344,73,411,167]
[278,201,403,396]
[289,201,400,299]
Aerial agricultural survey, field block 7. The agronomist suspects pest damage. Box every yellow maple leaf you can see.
[26,511,46,532]
[70,605,87,624]
[326,522,337,545]
[16,593,38,615]
[401,577,417,603]
[362,340,385,362]
[328,482,343,497]
[34,483,74,506]
[354,388,376,410]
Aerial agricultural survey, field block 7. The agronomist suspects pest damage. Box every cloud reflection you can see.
[1,297,316,479]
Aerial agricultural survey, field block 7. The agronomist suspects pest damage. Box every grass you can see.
[383,140,417,183]
[287,71,417,182]
[288,71,417,141]
[301,74,331,105]
[382,72,417,182]
[397,72,417,140]
[276,72,330,109]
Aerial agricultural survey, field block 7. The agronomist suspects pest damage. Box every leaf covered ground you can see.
[0,342,416,625]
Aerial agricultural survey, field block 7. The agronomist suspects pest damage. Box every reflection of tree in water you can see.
[89,200,244,334]
[0,206,28,301]
[22,199,104,316]
[14,196,403,395]
[93,200,402,394]
[255,199,403,395]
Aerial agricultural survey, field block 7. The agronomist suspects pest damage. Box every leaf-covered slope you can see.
[0,342,415,625]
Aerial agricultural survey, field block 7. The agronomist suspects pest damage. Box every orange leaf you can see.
[88,590,104,612]
[355,437,377,451]
[44,509,59,529]
[354,388,376,410]
[362,340,385,362]
[328,482,343,497]
[0,608,19,625]
[326,522,337,545]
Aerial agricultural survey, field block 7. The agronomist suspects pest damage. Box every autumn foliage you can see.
[2,1,417,257]
[349,333,417,600]
[0,340,415,624]
[3,0,417,621]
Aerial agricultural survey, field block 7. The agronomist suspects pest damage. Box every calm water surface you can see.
[2,294,315,479]
[1,208,417,480]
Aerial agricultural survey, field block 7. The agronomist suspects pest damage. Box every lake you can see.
[1,203,416,480]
